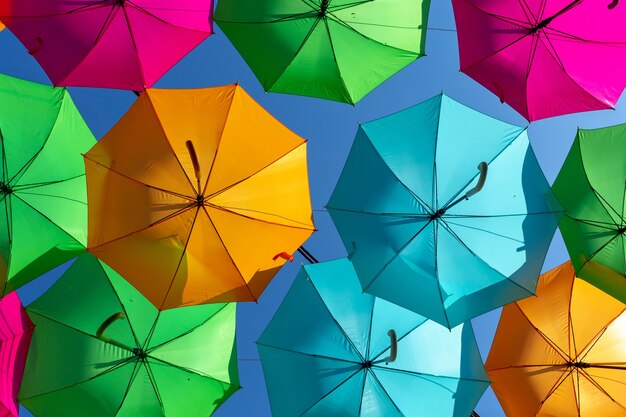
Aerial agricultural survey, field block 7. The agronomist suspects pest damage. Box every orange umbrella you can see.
[487,261,626,417]
[85,84,315,310]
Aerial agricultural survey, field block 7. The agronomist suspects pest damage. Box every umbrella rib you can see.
[0,128,7,183]
[375,366,491,384]
[205,141,307,207]
[142,360,167,415]
[322,18,354,102]
[516,0,538,24]
[462,0,531,28]
[577,306,626,363]
[364,297,376,360]
[256,342,362,366]
[199,205,258,302]
[141,95,199,196]
[264,17,325,93]
[305,273,367,361]
[355,367,368,417]
[11,193,84,246]
[361,219,434,293]
[126,1,214,35]
[110,360,143,416]
[532,367,576,417]
[19,357,137,402]
[0,1,111,19]
[578,232,623,275]
[578,368,626,411]
[566,215,619,231]
[6,94,69,186]
[205,203,315,231]
[146,303,230,352]
[296,368,364,417]
[325,12,422,56]
[433,222,453,328]
[56,6,124,86]
[487,364,567,372]
[86,204,196,252]
[438,220,536,295]
[11,173,86,191]
[567,270,577,359]
[84,156,195,201]
[516,307,572,362]
[364,368,404,414]
[591,186,625,224]
[543,26,626,46]
[12,190,86,206]
[121,4,148,90]
[439,128,526,211]
[148,354,237,388]
[92,259,144,349]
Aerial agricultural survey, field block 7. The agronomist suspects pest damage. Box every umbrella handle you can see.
[609,0,618,9]
[185,140,202,194]
[465,162,488,199]
[384,330,397,364]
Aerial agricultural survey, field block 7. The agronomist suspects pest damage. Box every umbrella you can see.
[0,73,95,296]
[487,261,626,417]
[0,1,213,91]
[19,253,239,417]
[215,0,430,104]
[327,93,559,328]
[85,84,315,310]
[258,258,490,417]
[451,0,626,121]
[553,123,626,304]
[0,292,33,417]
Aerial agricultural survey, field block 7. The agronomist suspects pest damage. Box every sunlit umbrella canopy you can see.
[19,253,239,417]
[452,0,626,121]
[328,94,559,328]
[0,292,33,417]
[0,1,213,90]
[553,123,626,304]
[86,84,315,310]
[487,261,626,417]
[258,258,490,417]
[215,0,430,104]
[0,74,94,297]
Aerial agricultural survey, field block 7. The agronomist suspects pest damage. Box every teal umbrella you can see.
[258,258,489,417]
[327,94,559,328]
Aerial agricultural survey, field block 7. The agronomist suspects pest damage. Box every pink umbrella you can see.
[452,0,626,121]
[0,1,213,91]
[0,293,33,417]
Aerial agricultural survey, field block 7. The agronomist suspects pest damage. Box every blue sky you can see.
[2,1,626,416]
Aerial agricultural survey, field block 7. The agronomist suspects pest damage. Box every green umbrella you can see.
[215,0,430,104]
[553,123,626,304]
[19,254,239,416]
[0,74,95,296]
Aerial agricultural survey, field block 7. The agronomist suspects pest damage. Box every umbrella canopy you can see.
[215,0,430,104]
[328,94,559,328]
[0,1,213,91]
[85,84,315,310]
[487,261,626,417]
[258,258,490,417]
[19,253,239,417]
[451,0,626,121]
[0,292,33,417]
[552,123,626,304]
[0,74,94,297]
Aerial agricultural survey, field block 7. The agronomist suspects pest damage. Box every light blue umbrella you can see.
[257,258,490,417]
[327,94,559,329]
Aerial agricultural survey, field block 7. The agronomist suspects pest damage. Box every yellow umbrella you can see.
[85,84,315,310]
[487,261,626,417]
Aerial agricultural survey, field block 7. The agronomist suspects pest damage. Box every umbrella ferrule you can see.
[320,0,329,15]
[567,361,590,369]
[133,348,148,359]
[0,182,12,195]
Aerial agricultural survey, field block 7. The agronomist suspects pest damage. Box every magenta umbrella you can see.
[0,292,33,417]
[452,0,626,121]
[0,1,213,91]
